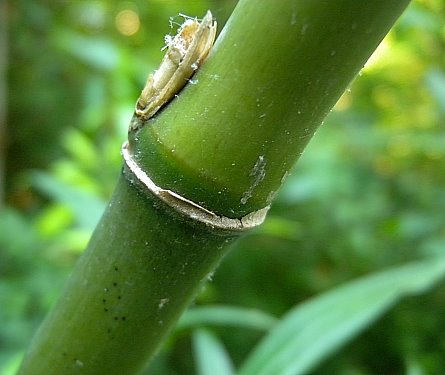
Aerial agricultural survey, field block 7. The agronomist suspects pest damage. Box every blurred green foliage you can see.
[1,0,444,374]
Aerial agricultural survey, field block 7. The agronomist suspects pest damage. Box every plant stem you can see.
[19,174,239,374]
[19,0,410,374]
[132,0,410,217]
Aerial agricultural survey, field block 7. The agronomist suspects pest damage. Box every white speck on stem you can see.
[267,190,277,204]
[281,171,289,184]
[241,155,267,205]
[158,298,170,310]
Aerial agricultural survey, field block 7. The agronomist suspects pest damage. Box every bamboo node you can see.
[121,141,269,231]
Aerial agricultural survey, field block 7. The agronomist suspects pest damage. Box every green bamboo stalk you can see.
[18,1,410,374]
[131,0,411,217]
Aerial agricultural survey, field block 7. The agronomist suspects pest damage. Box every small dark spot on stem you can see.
[122,316,126,321]
[114,267,119,271]
[118,295,122,300]
[102,298,106,303]
[104,308,108,312]
[113,282,118,287]
[114,316,119,321]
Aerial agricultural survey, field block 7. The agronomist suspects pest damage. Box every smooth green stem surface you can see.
[132,0,410,217]
[18,173,237,375]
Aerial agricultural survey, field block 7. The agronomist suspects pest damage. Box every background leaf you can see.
[192,329,235,375]
[239,256,445,375]
[177,305,277,332]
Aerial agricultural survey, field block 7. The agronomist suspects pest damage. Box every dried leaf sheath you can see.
[134,11,217,127]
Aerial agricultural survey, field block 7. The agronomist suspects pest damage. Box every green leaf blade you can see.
[239,257,445,375]
[192,329,235,375]
[177,305,277,332]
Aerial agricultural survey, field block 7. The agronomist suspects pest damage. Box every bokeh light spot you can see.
[115,9,140,36]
